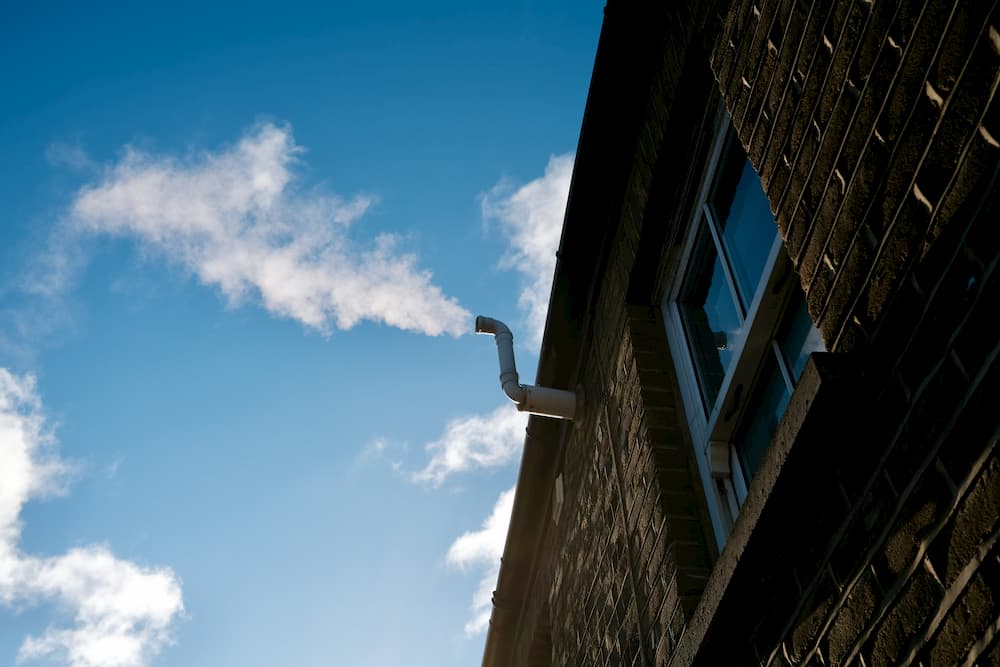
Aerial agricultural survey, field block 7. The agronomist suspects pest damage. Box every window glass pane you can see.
[735,355,791,480]
[712,153,777,307]
[778,294,825,383]
[678,225,742,413]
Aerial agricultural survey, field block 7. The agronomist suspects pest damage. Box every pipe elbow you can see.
[475,314,576,420]
[475,315,511,337]
[501,378,527,405]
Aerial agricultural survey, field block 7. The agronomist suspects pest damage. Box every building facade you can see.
[482,1,999,665]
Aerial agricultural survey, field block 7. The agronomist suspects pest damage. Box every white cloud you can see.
[481,154,573,347]
[446,486,515,636]
[68,122,469,337]
[0,368,184,667]
[411,405,528,487]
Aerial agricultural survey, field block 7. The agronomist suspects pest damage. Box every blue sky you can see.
[0,3,601,666]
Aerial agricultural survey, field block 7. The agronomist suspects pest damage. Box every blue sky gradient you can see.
[0,3,602,666]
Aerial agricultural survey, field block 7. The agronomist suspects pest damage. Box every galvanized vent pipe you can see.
[475,316,577,420]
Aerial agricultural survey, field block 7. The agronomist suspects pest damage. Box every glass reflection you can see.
[736,356,790,480]
[679,226,742,414]
[712,153,777,307]
[779,296,825,382]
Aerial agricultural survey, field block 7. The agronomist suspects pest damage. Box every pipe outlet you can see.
[475,315,577,420]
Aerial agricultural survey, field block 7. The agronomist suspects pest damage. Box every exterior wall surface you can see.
[481,1,1000,666]
[705,1,1000,664]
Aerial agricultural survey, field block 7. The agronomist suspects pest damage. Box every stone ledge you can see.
[667,352,858,666]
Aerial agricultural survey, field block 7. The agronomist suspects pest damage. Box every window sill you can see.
[668,352,857,666]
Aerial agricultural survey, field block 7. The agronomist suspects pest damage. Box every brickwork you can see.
[746,187,1000,667]
[549,303,714,666]
[542,4,721,666]
[712,0,999,353]
[707,0,1000,665]
[482,2,999,665]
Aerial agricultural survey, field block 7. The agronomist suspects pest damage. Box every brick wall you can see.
[707,0,1000,665]
[522,4,726,667]
[539,2,743,664]
[483,2,998,665]
[548,285,717,667]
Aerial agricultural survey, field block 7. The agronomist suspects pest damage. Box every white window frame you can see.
[661,106,820,551]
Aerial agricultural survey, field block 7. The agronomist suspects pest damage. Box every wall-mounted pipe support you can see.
[475,316,577,420]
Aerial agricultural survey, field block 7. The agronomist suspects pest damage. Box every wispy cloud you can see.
[45,143,97,172]
[411,405,527,487]
[352,437,408,476]
[0,229,89,367]
[480,154,573,347]
[0,368,184,667]
[64,122,469,337]
[446,486,515,636]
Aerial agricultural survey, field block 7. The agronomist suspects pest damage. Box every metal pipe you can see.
[475,316,577,420]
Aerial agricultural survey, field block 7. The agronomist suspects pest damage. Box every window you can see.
[662,113,824,550]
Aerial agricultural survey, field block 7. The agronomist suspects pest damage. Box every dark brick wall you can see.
[484,0,725,660]
[705,0,1000,665]
[739,172,1000,667]
[542,4,725,664]
[548,301,715,666]
[713,0,999,353]
[484,2,998,665]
